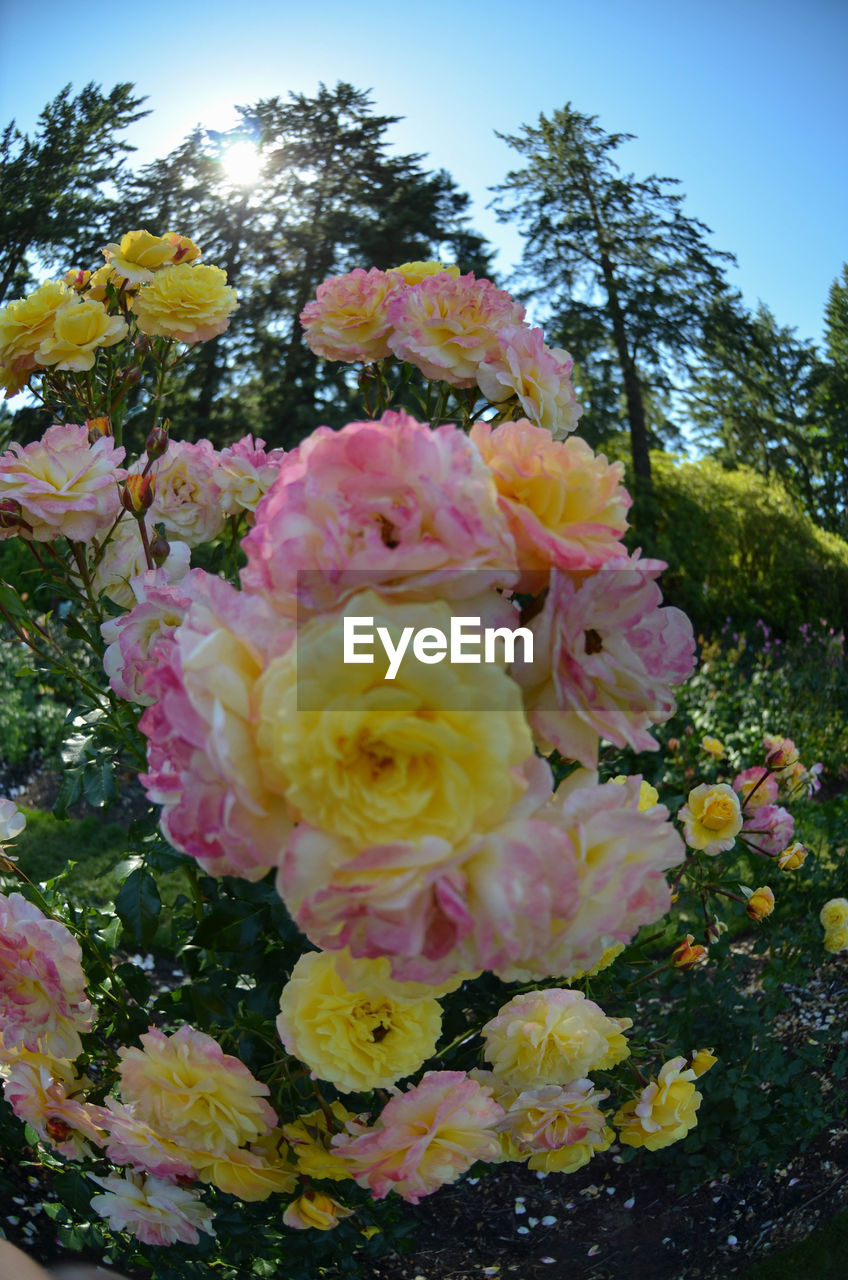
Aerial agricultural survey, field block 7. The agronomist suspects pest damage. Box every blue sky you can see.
[1,0,845,345]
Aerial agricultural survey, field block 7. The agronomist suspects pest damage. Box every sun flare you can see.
[220,141,263,187]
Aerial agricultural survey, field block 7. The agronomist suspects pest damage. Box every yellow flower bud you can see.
[777,842,807,871]
[745,886,775,921]
[282,1191,353,1231]
[671,934,708,970]
[689,1048,717,1077]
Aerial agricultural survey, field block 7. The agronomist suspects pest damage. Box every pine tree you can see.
[118,84,492,447]
[491,104,733,519]
[0,83,148,305]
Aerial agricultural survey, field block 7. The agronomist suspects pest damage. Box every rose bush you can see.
[0,237,834,1277]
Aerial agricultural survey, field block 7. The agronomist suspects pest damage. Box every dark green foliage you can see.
[645,452,848,636]
[491,103,733,505]
[115,82,493,449]
[687,295,825,515]
[0,82,148,305]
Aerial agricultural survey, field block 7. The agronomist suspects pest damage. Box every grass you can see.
[743,1208,848,1278]
[11,806,132,907]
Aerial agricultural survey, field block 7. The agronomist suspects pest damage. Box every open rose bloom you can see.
[5,251,822,1248]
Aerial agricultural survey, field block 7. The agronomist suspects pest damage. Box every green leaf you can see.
[82,759,119,809]
[115,867,162,944]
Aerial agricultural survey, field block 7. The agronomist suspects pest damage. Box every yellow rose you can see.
[820,898,848,930]
[117,1026,276,1157]
[745,885,775,921]
[282,1103,357,1182]
[679,782,743,855]
[700,735,726,760]
[824,924,848,954]
[615,1056,702,1151]
[103,229,182,283]
[611,775,659,811]
[482,989,631,1088]
[777,842,807,871]
[388,260,461,285]
[131,262,237,343]
[276,950,442,1093]
[0,280,73,385]
[35,298,127,371]
[283,1191,353,1231]
[191,1143,297,1201]
[689,1048,717,1078]
[255,591,533,850]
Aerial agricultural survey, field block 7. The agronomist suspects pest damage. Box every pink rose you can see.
[0,423,125,542]
[387,273,525,387]
[241,410,516,617]
[332,1071,504,1202]
[139,572,295,878]
[300,267,406,361]
[0,892,94,1057]
[516,558,695,767]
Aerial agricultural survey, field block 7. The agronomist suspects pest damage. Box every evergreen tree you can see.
[119,83,493,447]
[813,264,848,537]
[0,83,148,305]
[491,104,733,516]
[687,295,823,518]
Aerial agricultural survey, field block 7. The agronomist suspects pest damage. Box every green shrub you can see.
[643,453,848,636]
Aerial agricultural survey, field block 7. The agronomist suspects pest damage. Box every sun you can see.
[220,141,264,187]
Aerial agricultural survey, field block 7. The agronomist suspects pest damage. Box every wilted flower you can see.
[90,1171,215,1247]
[2,1050,104,1159]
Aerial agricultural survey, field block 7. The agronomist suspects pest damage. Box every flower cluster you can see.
[8,244,810,1256]
[301,262,582,438]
